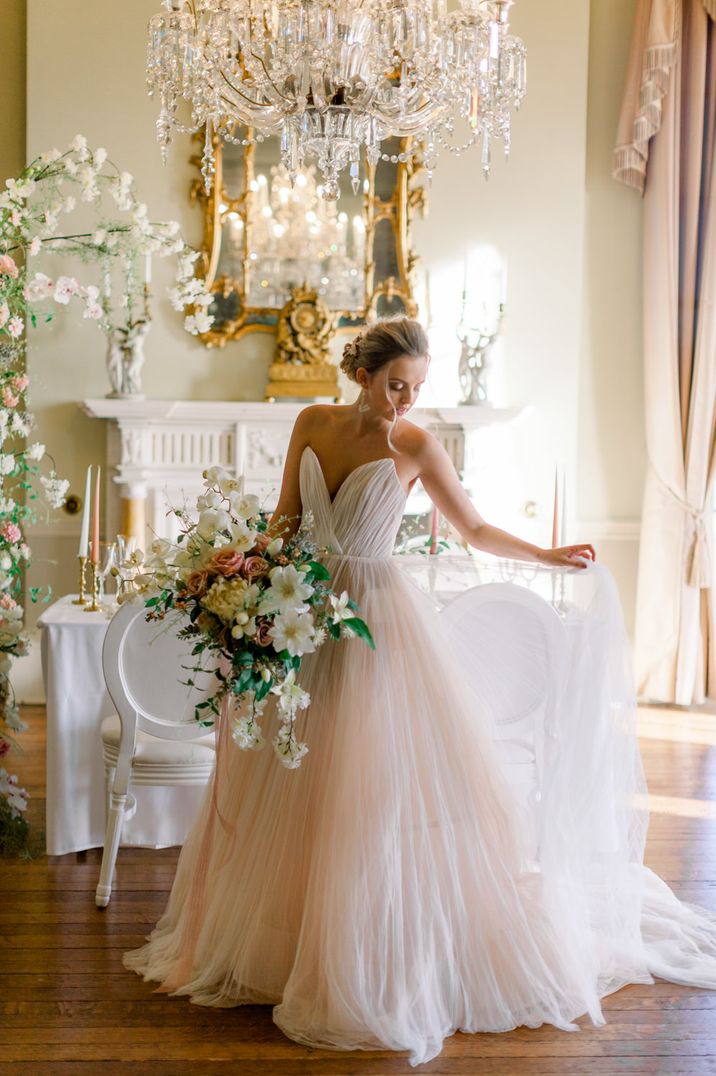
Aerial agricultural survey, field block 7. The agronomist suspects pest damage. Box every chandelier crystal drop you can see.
[146,0,526,200]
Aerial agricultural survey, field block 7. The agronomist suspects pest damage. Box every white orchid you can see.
[196,507,231,541]
[230,519,258,552]
[261,564,314,616]
[0,769,28,817]
[269,608,316,657]
[228,490,259,518]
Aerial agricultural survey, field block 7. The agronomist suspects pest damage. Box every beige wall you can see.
[579,0,644,629]
[21,0,644,628]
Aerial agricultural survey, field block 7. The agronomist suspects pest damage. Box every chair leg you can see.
[104,764,116,825]
[95,763,131,909]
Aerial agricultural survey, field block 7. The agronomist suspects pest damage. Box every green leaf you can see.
[306,560,330,581]
[343,617,376,650]
[145,596,160,607]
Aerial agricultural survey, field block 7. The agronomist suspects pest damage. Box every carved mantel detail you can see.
[82,399,523,547]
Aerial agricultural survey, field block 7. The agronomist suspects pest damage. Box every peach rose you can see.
[0,254,19,279]
[183,569,211,596]
[208,547,245,577]
[242,555,269,581]
[254,619,273,647]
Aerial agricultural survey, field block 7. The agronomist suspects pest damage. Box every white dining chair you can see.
[95,599,218,908]
[440,582,569,861]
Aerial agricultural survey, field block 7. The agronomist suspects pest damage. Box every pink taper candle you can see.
[91,465,101,565]
[551,467,559,549]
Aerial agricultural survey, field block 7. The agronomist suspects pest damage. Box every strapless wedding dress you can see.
[124,446,716,1066]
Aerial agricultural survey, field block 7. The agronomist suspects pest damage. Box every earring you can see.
[357,389,370,413]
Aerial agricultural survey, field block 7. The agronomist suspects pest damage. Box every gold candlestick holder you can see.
[84,561,101,613]
[72,555,88,606]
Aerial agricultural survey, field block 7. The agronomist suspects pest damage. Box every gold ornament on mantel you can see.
[265,284,340,401]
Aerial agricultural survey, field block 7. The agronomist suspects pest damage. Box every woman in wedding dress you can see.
[125,317,716,1066]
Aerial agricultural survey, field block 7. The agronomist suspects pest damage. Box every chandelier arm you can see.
[219,69,277,111]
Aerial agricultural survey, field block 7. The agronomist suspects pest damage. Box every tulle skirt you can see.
[124,555,716,1067]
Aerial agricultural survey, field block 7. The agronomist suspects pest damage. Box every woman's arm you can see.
[417,434,595,569]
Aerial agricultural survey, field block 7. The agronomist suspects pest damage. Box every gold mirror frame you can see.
[189,132,427,348]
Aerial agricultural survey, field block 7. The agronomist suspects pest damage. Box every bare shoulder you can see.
[294,403,337,433]
[395,419,446,470]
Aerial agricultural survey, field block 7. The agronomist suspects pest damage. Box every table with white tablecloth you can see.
[39,595,209,856]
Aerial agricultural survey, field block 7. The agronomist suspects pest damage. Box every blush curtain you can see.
[614,0,716,703]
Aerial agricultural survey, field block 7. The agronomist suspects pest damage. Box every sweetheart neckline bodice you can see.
[302,445,404,507]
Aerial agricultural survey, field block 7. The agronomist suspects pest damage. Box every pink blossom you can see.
[0,304,8,329]
[0,593,18,612]
[1,389,19,408]
[7,318,23,339]
[0,254,18,279]
[10,375,28,393]
[53,276,79,305]
[0,738,10,758]
[29,236,41,257]
[1,523,21,544]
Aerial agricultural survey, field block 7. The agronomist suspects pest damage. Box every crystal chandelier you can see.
[147,0,526,201]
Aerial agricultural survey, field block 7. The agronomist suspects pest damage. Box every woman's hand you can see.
[538,544,596,570]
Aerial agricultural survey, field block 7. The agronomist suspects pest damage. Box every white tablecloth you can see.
[39,595,209,856]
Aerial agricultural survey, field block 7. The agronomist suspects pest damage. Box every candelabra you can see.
[72,555,88,606]
[457,303,505,406]
[84,561,101,613]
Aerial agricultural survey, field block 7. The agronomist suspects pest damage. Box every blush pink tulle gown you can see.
[124,445,716,1066]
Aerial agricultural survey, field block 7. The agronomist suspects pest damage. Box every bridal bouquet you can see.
[135,466,374,769]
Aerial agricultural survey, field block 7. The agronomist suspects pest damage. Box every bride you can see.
[125,316,716,1066]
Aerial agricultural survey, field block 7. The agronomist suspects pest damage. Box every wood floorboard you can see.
[1,704,715,1074]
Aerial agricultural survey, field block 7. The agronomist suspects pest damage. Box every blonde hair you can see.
[340,317,430,382]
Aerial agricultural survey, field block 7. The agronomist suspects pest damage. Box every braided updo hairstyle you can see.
[340,317,429,382]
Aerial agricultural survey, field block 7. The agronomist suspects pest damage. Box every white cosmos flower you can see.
[0,455,15,476]
[29,236,41,257]
[26,442,45,461]
[261,564,314,615]
[7,317,23,338]
[269,608,316,657]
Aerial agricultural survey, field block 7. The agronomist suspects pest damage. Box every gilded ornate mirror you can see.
[190,133,427,347]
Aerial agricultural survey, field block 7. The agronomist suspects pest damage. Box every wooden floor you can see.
[2,705,716,1075]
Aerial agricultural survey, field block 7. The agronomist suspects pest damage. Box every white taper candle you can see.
[78,465,92,558]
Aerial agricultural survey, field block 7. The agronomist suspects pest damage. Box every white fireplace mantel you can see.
[82,398,525,544]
